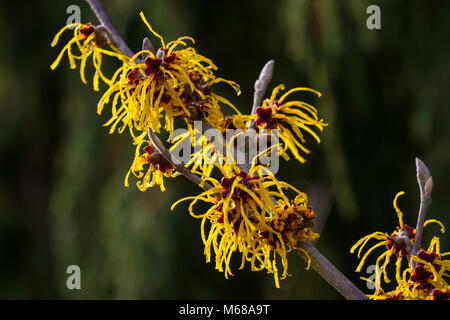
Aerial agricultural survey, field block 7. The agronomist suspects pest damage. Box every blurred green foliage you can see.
[0,0,448,299]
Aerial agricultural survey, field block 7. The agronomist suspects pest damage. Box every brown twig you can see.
[298,242,368,300]
[148,128,212,190]
[85,0,135,58]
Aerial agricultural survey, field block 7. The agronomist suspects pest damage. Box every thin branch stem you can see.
[411,157,433,267]
[249,60,275,129]
[298,242,368,300]
[148,128,212,190]
[85,0,135,58]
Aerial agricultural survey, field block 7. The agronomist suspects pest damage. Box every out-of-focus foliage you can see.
[0,0,448,299]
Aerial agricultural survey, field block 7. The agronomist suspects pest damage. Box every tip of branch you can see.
[140,38,155,62]
[251,60,276,117]
[142,37,155,54]
[415,157,432,197]
[257,60,275,85]
[262,59,275,72]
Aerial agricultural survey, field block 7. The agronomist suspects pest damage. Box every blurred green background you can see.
[0,0,449,299]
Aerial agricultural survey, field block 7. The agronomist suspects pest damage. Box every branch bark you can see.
[148,128,213,190]
[249,60,275,129]
[411,157,433,267]
[297,242,368,300]
[85,0,135,58]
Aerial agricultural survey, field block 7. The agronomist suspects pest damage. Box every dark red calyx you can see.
[163,53,176,64]
[79,25,94,38]
[416,250,441,271]
[127,69,142,84]
[144,57,163,78]
[220,172,259,200]
[432,289,450,300]
[255,107,277,128]
[410,265,434,289]
[220,176,234,198]
[417,250,439,263]
[144,145,154,155]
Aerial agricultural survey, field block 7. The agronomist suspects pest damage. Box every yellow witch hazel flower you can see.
[402,237,450,300]
[370,237,450,300]
[251,84,327,163]
[351,191,446,297]
[171,162,318,288]
[97,12,240,142]
[272,194,319,245]
[125,140,178,192]
[50,23,127,90]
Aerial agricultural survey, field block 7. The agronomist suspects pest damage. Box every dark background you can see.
[0,0,449,299]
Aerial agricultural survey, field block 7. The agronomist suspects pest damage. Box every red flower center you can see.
[144,53,177,78]
[256,106,278,128]
[220,172,259,200]
[432,289,450,300]
[79,25,94,38]
[144,57,163,78]
[410,264,434,290]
